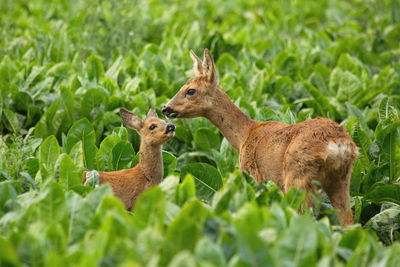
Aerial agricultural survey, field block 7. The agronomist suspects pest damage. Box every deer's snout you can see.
[165,124,175,134]
[162,106,179,118]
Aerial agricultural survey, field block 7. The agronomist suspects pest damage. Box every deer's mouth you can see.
[165,124,176,134]
[162,107,180,119]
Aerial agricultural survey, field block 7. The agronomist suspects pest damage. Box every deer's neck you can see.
[138,142,163,184]
[205,89,255,151]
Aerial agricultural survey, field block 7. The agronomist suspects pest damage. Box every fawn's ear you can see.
[203,49,218,85]
[190,50,203,76]
[119,108,143,131]
[146,109,158,119]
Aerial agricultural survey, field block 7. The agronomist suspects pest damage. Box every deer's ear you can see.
[146,109,158,119]
[203,49,218,85]
[119,108,143,131]
[190,50,203,76]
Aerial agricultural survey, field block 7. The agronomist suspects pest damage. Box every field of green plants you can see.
[1,0,400,266]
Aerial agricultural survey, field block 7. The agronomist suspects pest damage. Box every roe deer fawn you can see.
[83,108,175,210]
[162,49,358,225]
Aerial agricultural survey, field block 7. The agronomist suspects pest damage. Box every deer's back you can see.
[239,117,357,187]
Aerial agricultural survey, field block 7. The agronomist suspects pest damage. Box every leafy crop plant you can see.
[0,0,399,266]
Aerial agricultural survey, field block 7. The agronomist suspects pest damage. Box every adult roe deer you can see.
[83,108,175,210]
[162,49,358,225]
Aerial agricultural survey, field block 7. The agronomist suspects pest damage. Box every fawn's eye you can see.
[149,124,157,130]
[186,89,197,96]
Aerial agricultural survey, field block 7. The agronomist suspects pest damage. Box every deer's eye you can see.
[149,124,157,130]
[186,89,197,96]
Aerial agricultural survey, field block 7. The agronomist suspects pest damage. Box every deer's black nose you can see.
[166,124,175,133]
[162,106,172,115]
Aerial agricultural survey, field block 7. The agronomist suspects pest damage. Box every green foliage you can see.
[0,0,400,265]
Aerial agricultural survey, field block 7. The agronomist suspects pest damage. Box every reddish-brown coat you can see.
[163,49,358,225]
[83,108,175,210]
[83,166,154,210]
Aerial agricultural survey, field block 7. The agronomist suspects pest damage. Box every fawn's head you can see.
[162,49,220,119]
[120,108,175,146]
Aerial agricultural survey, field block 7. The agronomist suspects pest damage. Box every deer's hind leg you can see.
[282,145,326,210]
[323,166,353,226]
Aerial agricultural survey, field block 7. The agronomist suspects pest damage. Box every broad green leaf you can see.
[365,205,400,245]
[81,88,105,119]
[366,184,400,205]
[163,199,209,263]
[303,82,337,119]
[3,109,20,133]
[111,141,134,170]
[14,91,33,112]
[193,128,221,152]
[180,163,222,201]
[96,134,121,170]
[86,55,105,81]
[105,56,123,81]
[281,187,307,210]
[60,86,76,124]
[59,154,81,190]
[38,135,60,179]
[65,118,97,169]
[0,236,20,266]
[163,151,177,175]
[176,174,196,206]
[0,181,19,216]
[133,187,166,230]
[194,237,226,267]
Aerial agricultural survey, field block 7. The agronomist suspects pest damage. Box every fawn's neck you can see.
[138,142,163,184]
[204,89,255,151]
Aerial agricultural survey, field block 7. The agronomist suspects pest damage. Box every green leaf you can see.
[281,187,307,210]
[111,141,134,170]
[193,128,221,152]
[163,199,209,263]
[366,184,400,205]
[0,181,19,216]
[3,109,20,133]
[59,86,76,124]
[378,96,391,121]
[180,163,223,201]
[105,56,123,81]
[81,88,105,118]
[194,237,226,267]
[86,55,105,81]
[163,151,177,175]
[176,174,196,206]
[365,205,400,245]
[133,186,166,230]
[65,118,97,169]
[38,135,60,179]
[59,154,81,190]
[96,134,121,170]
[303,82,337,118]
[0,236,20,266]
[14,91,33,112]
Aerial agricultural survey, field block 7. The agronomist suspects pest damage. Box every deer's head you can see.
[162,49,220,119]
[120,108,175,146]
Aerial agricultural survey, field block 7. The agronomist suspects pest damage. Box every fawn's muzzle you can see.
[165,124,175,134]
[162,107,179,118]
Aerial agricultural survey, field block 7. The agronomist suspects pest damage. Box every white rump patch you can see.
[327,141,349,159]
[326,141,352,169]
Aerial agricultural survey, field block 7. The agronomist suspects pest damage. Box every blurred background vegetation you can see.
[0,0,399,266]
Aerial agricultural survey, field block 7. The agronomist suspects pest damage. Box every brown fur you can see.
[83,109,175,210]
[163,49,358,225]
